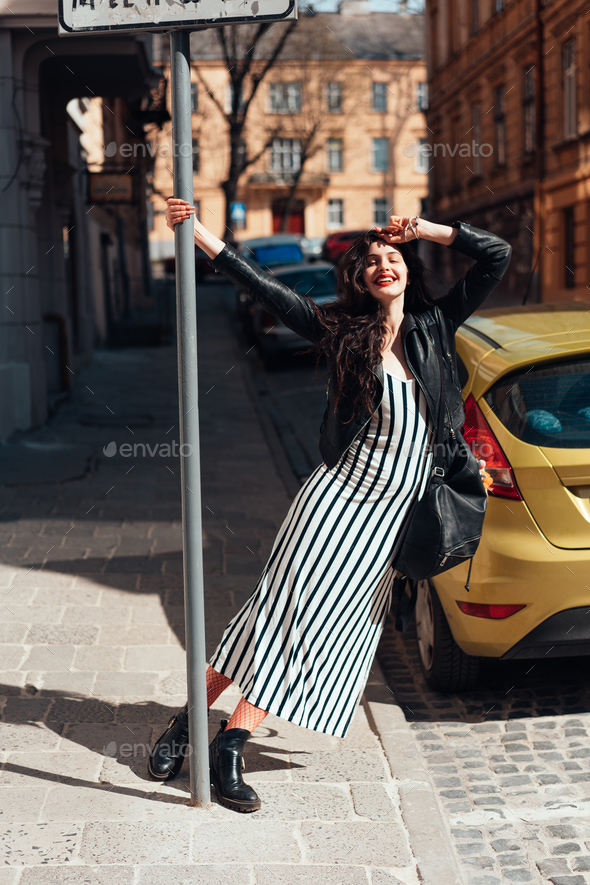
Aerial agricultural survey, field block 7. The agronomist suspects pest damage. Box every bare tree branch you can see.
[193,67,226,118]
[216,25,232,75]
[241,20,298,117]
[240,123,284,171]
[198,19,299,232]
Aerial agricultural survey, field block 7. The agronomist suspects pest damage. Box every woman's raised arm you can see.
[164,198,323,344]
[375,215,458,247]
[376,214,511,327]
[165,198,225,258]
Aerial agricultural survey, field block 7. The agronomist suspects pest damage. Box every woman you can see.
[148,201,511,813]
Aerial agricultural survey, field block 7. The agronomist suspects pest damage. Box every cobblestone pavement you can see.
[0,283,454,885]
[377,620,590,885]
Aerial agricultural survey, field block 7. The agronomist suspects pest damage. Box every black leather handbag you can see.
[393,317,487,585]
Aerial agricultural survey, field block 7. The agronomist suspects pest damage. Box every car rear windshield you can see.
[278,268,337,299]
[483,357,590,448]
[248,244,304,266]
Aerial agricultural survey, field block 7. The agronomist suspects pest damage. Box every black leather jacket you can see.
[210,222,512,469]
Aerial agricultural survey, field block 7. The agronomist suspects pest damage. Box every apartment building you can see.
[425,0,590,306]
[539,0,590,302]
[148,1,428,264]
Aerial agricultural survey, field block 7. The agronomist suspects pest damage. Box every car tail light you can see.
[456,601,526,619]
[463,394,522,500]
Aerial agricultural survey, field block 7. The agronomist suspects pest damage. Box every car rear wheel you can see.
[415,578,480,692]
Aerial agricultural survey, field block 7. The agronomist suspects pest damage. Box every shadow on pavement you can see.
[0,683,298,795]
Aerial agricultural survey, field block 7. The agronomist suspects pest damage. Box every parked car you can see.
[415,303,590,691]
[322,229,366,264]
[235,236,307,335]
[237,235,306,267]
[163,246,211,282]
[297,235,325,262]
[238,262,337,365]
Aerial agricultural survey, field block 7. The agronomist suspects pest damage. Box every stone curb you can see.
[363,661,464,885]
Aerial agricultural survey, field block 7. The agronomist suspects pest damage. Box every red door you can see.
[272,198,305,234]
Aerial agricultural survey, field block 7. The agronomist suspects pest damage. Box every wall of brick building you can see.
[425,0,590,306]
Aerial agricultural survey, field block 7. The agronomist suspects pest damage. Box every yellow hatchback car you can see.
[414,302,590,691]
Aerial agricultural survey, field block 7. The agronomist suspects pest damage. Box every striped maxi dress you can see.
[210,365,432,738]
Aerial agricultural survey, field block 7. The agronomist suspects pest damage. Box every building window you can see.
[494,85,506,165]
[373,198,389,225]
[415,137,429,173]
[563,40,576,139]
[470,0,479,34]
[326,82,342,114]
[268,82,302,114]
[564,207,575,288]
[190,82,198,113]
[269,138,301,174]
[371,137,388,172]
[494,0,504,12]
[326,198,344,229]
[326,138,343,172]
[237,138,247,172]
[192,137,200,174]
[471,103,482,175]
[372,82,387,113]
[523,67,535,154]
[416,82,428,111]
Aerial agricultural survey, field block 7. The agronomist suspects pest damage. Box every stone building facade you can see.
[538,0,590,303]
[0,1,161,441]
[148,3,428,264]
[424,0,590,307]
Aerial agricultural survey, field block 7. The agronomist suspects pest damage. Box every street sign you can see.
[88,172,135,204]
[59,0,296,35]
[230,201,246,230]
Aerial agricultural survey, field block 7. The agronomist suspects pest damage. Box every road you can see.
[220,282,590,885]
[221,285,328,483]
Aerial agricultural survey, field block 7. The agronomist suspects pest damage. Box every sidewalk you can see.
[0,283,461,885]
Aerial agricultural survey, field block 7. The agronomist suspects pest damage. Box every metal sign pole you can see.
[169,28,210,808]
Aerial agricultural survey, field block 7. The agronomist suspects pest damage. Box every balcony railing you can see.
[247,171,330,189]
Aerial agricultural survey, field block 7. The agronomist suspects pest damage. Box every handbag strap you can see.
[422,316,447,474]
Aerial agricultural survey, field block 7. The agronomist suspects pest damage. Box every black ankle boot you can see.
[148,703,191,781]
[209,718,261,813]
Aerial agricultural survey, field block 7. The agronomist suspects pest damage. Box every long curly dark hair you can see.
[311,230,433,423]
